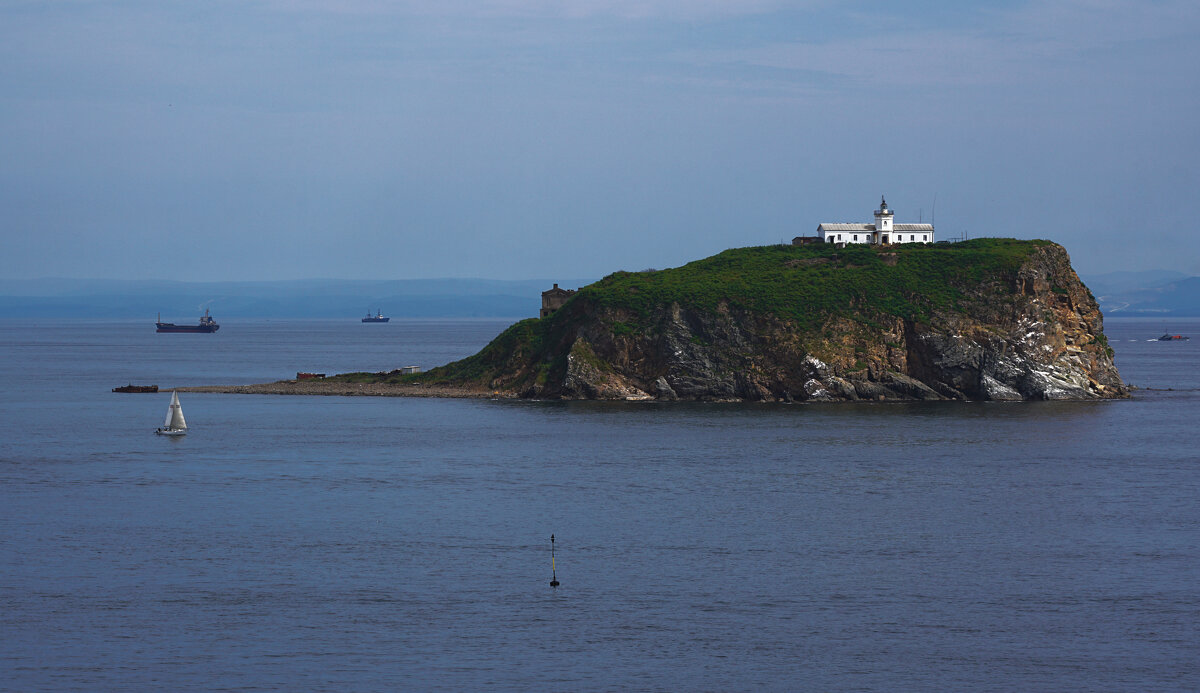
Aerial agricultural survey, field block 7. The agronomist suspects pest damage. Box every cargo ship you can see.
[156,309,220,333]
[362,310,390,323]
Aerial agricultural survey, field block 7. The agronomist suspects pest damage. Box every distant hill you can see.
[1080,271,1200,317]
[0,278,595,319]
[5,270,1195,319]
[1081,270,1188,297]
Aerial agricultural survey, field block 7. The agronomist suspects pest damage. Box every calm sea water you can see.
[1,317,1198,691]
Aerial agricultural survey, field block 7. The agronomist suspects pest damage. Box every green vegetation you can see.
[610,320,637,337]
[324,318,554,388]
[577,238,1051,330]
[1087,331,1115,358]
[415,318,552,386]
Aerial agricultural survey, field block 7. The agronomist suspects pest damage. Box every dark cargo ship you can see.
[156,309,220,333]
[362,310,390,323]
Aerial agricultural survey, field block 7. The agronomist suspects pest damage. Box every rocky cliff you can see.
[410,239,1126,401]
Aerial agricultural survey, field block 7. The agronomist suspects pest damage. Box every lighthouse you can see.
[874,196,894,239]
[809,196,935,246]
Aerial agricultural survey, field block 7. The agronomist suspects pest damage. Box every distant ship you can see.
[362,310,390,323]
[157,309,220,333]
[1158,333,1190,341]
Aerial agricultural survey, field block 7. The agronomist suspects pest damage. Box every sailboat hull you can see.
[155,428,187,436]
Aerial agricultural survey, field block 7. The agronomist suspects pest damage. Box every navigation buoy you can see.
[549,534,560,588]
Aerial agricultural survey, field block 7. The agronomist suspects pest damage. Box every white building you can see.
[815,197,934,245]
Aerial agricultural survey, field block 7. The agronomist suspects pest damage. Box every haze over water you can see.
[1,317,1197,691]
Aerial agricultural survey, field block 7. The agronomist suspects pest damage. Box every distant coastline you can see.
[175,381,512,399]
[1,272,1197,318]
[0,277,596,319]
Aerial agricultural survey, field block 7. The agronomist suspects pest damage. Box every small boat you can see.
[113,384,158,393]
[1158,333,1190,341]
[362,309,390,323]
[155,391,188,436]
[157,309,219,333]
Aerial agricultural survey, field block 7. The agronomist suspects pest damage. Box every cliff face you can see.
[425,240,1126,402]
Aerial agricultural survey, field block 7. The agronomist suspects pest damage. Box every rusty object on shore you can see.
[113,384,159,393]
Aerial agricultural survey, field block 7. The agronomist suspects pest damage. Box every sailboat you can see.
[155,391,188,436]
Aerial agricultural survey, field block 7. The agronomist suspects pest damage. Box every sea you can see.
[1,316,1198,692]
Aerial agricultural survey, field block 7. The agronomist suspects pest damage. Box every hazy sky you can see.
[3,0,1198,281]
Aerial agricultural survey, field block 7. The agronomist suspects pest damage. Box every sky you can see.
[2,0,1198,281]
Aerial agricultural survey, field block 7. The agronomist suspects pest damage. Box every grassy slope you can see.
[580,238,1050,328]
[330,239,1053,387]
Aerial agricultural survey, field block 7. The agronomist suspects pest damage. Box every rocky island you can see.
[220,238,1122,403]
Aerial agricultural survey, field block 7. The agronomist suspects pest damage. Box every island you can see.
[183,239,1127,402]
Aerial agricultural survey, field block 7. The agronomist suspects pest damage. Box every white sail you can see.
[158,391,188,431]
[154,391,189,436]
[168,391,188,430]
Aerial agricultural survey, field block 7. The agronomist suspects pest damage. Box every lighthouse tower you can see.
[874,195,893,240]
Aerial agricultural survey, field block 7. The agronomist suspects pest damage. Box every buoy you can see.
[550,534,560,587]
